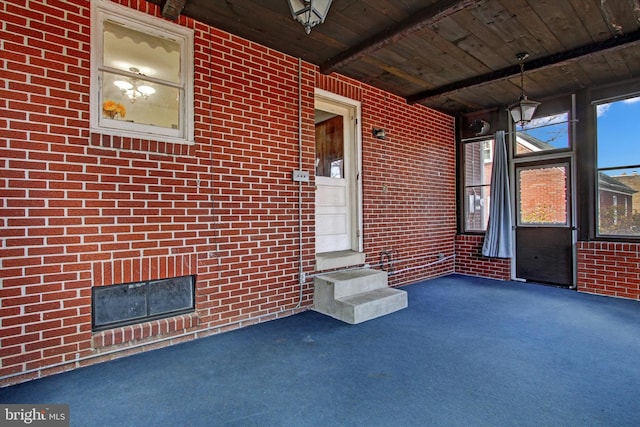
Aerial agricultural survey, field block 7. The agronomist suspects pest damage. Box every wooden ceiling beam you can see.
[319,0,482,75]
[162,0,187,21]
[406,29,640,105]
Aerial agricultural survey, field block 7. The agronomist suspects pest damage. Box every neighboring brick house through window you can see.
[463,138,493,232]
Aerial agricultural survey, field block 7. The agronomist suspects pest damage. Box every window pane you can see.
[93,0,193,143]
[465,185,490,231]
[315,115,344,178]
[464,139,493,186]
[515,112,569,154]
[597,97,640,169]
[102,71,180,129]
[517,165,568,226]
[596,97,640,237]
[103,20,181,83]
[597,169,640,236]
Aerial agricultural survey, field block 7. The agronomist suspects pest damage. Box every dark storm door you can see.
[515,160,574,287]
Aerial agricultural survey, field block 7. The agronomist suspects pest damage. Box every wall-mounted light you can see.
[508,52,540,126]
[114,67,156,103]
[287,0,333,34]
[469,119,490,136]
[372,128,386,139]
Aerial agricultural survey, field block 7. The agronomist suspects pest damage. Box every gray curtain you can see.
[482,130,513,258]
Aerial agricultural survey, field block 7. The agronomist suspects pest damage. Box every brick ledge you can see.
[92,313,199,350]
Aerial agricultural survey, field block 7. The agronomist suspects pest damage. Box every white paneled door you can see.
[315,94,361,254]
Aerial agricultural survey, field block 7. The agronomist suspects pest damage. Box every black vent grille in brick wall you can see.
[92,275,195,331]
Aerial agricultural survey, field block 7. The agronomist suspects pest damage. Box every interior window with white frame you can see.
[91,0,194,143]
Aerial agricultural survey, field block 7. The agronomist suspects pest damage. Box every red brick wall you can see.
[454,235,511,280]
[0,0,456,385]
[316,75,457,285]
[578,242,640,300]
[455,238,640,298]
[518,167,567,224]
[456,236,640,298]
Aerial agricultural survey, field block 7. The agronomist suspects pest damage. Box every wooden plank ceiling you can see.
[149,0,640,115]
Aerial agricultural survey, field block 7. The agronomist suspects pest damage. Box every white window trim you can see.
[90,0,194,145]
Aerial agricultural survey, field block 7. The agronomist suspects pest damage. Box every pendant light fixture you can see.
[508,52,540,126]
[287,0,333,34]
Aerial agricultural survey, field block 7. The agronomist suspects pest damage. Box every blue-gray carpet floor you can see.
[2,274,640,426]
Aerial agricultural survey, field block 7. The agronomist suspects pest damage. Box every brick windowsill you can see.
[92,313,199,350]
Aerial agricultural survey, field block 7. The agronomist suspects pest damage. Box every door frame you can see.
[510,150,578,288]
[314,89,363,255]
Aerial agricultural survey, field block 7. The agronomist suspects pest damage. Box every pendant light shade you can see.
[509,96,540,125]
[508,53,540,126]
[288,0,333,34]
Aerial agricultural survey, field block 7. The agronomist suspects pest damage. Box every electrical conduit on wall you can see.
[297,57,306,305]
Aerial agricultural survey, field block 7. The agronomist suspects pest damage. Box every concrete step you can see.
[314,268,387,299]
[315,250,366,271]
[313,268,407,324]
[336,287,408,324]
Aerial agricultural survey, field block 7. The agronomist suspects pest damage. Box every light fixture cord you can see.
[519,61,525,98]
